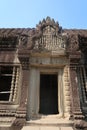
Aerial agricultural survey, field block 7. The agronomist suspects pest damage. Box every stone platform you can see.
[22,115,74,130]
[22,126,73,130]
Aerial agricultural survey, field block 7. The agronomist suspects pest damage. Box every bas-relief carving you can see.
[18,17,67,55]
[34,26,66,52]
[66,34,79,53]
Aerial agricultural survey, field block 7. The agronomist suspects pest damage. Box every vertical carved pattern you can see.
[63,65,71,116]
[13,67,20,102]
[69,66,84,119]
[9,67,16,102]
[20,71,27,107]
[83,67,87,98]
[9,66,20,102]
[35,34,65,51]
[34,25,66,51]
[79,67,87,102]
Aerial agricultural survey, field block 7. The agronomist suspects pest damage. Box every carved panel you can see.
[34,26,66,52]
[67,34,79,53]
[30,57,68,66]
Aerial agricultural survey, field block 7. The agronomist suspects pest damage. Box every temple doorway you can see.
[39,74,58,115]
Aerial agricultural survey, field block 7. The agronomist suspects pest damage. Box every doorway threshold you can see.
[27,114,73,126]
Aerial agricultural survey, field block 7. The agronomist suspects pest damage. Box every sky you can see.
[0,0,87,29]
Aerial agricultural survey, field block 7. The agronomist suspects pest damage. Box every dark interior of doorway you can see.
[39,74,58,115]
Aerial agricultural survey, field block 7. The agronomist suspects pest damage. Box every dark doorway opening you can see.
[0,66,13,101]
[39,74,58,115]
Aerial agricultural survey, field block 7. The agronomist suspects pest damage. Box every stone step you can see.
[22,126,74,130]
[22,119,74,130]
[22,116,74,130]
[26,117,73,126]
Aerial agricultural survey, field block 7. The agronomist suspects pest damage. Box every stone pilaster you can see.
[69,66,83,119]
[69,66,85,129]
[27,68,40,119]
[13,51,30,127]
[63,65,71,118]
[58,69,64,116]
[68,52,85,128]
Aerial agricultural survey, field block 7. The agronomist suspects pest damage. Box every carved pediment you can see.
[33,17,67,52]
[18,17,67,54]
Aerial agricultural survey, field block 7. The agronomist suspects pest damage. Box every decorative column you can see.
[69,64,86,129]
[63,65,71,118]
[79,66,87,103]
[27,68,40,119]
[9,66,16,102]
[58,69,64,116]
[69,66,83,117]
[17,56,29,111]
[13,67,20,102]
[13,51,30,127]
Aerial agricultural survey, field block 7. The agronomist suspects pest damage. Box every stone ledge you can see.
[22,126,74,130]
[26,116,73,127]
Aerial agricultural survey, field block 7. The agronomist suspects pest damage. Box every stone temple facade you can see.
[0,17,87,130]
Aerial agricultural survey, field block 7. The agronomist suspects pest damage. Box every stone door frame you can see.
[27,67,64,119]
